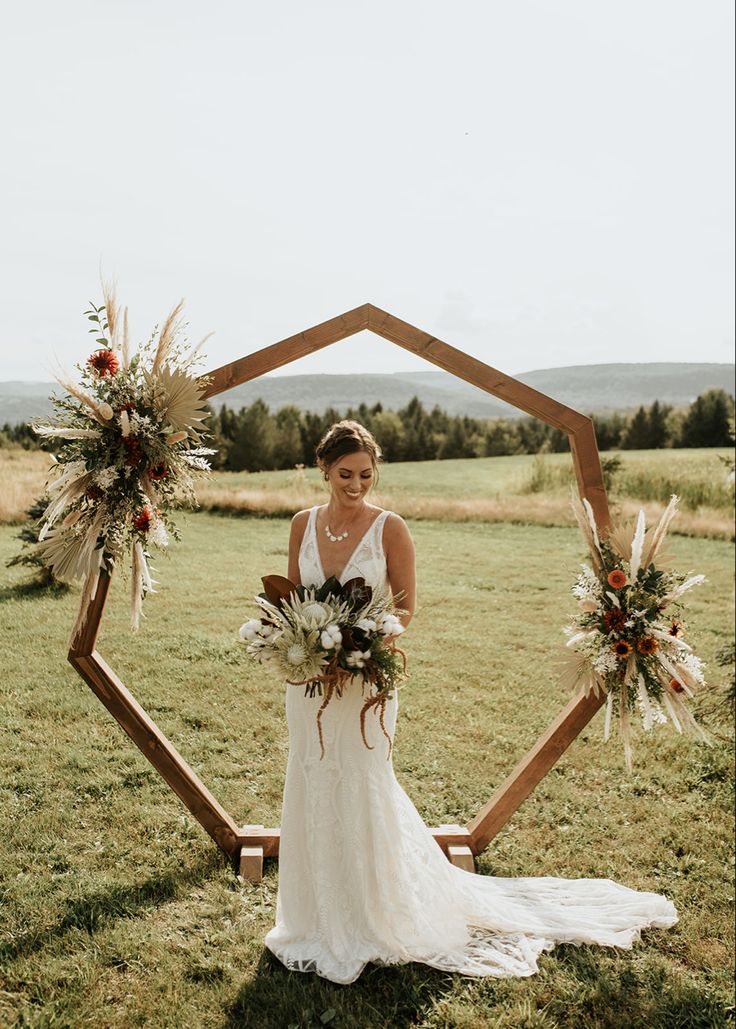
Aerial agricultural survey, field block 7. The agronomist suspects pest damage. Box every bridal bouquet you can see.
[31,285,215,631]
[239,574,407,759]
[560,491,710,770]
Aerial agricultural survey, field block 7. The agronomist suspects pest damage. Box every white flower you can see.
[301,602,332,627]
[286,643,308,666]
[345,649,372,669]
[320,624,342,649]
[94,466,119,489]
[151,521,169,547]
[239,619,263,641]
[379,614,404,636]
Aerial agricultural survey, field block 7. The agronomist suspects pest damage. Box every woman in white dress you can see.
[264,420,678,985]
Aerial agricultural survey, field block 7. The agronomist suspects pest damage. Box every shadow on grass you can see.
[0,578,72,603]
[0,852,221,967]
[549,943,733,1028]
[224,948,459,1029]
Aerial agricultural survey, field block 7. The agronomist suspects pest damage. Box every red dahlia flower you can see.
[607,569,627,589]
[603,608,627,633]
[87,349,119,377]
[669,678,684,693]
[133,507,152,533]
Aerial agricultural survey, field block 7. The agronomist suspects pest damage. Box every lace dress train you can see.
[263,506,678,984]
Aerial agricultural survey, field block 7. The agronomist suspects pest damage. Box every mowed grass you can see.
[1,512,734,1028]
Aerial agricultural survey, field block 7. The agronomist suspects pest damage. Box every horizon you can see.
[1,357,734,388]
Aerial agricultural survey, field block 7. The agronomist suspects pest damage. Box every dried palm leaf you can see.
[146,364,210,441]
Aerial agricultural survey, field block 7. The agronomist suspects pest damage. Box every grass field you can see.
[1,507,734,1028]
[2,448,733,540]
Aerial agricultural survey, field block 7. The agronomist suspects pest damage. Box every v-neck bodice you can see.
[299,505,391,592]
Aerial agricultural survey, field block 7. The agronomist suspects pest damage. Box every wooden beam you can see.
[198,304,371,399]
[68,650,241,855]
[467,689,606,854]
[366,305,590,433]
[69,569,112,658]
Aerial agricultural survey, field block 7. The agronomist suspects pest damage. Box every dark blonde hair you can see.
[315,420,382,480]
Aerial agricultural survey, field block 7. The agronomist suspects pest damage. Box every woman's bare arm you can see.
[383,513,417,629]
[287,509,310,584]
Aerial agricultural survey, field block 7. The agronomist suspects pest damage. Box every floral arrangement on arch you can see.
[560,491,711,770]
[32,285,215,632]
[240,574,407,760]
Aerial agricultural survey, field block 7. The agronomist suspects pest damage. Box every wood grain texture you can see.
[239,846,264,883]
[467,690,607,854]
[69,569,112,657]
[198,304,370,399]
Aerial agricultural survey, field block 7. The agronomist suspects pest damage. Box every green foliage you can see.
[0,515,733,1026]
[679,389,735,448]
[5,495,71,591]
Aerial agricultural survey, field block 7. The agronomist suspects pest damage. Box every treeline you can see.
[1,388,732,471]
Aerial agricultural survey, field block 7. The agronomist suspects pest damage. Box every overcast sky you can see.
[0,1,733,384]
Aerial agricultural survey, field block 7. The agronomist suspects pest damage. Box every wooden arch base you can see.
[67,303,609,882]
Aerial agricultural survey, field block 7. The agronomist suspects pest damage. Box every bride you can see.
[263,420,678,984]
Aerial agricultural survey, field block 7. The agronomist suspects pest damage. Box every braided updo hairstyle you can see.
[315,420,382,482]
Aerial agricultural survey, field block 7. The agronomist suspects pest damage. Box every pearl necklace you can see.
[325,524,349,542]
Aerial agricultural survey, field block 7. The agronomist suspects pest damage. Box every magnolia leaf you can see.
[261,574,296,607]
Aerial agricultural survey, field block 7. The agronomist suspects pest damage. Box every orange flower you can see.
[611,640,632,658]
[669,677,684,693]
[668,619,684,638]
[607,569,627,589]
[148,463,168,481]
[133,506,152,533]
[636,636,658,655]
[87,349,119,377]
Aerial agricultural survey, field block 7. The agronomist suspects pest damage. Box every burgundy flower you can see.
[87,349,119,377]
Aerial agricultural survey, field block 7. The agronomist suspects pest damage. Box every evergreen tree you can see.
[273,405,305,469]
[647,400,671,449]
[679,389,735,447]
[621,406,651,450]
[228,400,277,471]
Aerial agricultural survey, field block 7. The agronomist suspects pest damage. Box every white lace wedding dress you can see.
[263,506,678,984]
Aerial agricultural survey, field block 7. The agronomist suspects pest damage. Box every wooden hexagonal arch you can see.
[68,303,610,881]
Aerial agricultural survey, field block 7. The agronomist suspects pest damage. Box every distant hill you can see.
[1,363,733,424]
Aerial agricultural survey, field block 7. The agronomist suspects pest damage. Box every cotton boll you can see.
[239,619,263,641]
[357,618,377,633]
[320,630,337,649]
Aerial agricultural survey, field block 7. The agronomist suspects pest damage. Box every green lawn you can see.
[1,513,733,1028]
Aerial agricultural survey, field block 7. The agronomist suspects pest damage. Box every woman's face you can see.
[325,450,375,507]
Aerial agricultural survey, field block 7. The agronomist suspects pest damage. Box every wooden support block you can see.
[447,845,475,872]
[239,846,264,883]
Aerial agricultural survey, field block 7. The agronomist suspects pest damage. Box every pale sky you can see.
[0,1,733,383]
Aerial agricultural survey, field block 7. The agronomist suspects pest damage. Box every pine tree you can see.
[621,406,651,449]
[679,389,735,447]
